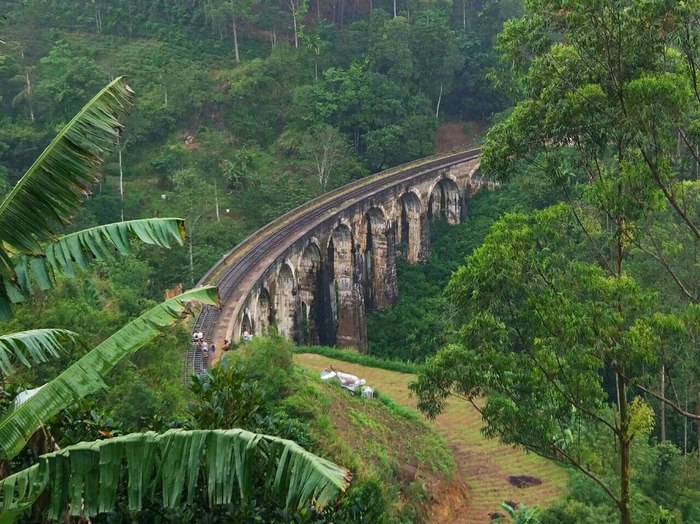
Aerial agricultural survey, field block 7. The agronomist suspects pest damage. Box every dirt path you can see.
[295,354,568,524]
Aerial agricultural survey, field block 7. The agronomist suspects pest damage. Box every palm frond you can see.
[0,286,218,460]
[0,429,351,521]
[7,218,185,298]
[0,329,78,375]
[0,77,133,255]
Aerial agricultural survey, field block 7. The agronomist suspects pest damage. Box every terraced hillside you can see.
[295,353,569,523]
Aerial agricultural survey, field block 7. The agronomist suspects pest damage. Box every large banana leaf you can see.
[0,286,219,460]
[0,429,351,521]
[5,218,186,302]
[0,76,134,318]
[0,77,133,255]
[0,329,78,375]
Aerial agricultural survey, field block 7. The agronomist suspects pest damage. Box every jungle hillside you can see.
[0,1,700,523]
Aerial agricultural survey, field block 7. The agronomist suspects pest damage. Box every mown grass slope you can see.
[295,352,569,523]
[289,363,464,523]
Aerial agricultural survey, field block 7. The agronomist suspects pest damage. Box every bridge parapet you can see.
[192,149,487,358]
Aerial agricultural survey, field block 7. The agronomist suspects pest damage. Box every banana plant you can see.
[0,428,351,521]
[0,286,219,461]
[0,78,351,521]
[495,502,540,523]
[0,329,79,375]
[0,76,186,318]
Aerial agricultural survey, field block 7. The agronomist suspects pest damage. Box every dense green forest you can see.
[0,0,519,291]
[2,0,700,523]
[411,2,700,523]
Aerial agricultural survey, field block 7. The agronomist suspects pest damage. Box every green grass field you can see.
[295,353,569,523]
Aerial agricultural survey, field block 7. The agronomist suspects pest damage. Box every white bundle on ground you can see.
[320,367,370,394]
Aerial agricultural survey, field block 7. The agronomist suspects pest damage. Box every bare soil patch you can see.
[509,475,543,489]
[435,121,487,153]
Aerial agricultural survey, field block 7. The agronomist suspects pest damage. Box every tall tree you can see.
[288,0,310,49]
[414,2,700,523]
[170,168,213,286]
[206,0,257,63]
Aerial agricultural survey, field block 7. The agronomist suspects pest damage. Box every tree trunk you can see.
[189,233,194,286]
[232,16,240,63]
[95,3,101,33]
[127,0,134,35]
[435,83,443,119]
[25,72,34,122]
[188,215,201,287]
[660,363,666,441]
[214,183,220,223]
[317,0,321,19]
[159,73,168,108]
[314,58,318,81]
[118,136,124,222]
[684,391,689,455]
[393,0,397,17]
[292,9,299,48]
[617,373,632,524]
[462,0,466,30]
[696,391,700,451]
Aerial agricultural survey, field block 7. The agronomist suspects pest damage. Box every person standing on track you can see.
[202,340,209,367]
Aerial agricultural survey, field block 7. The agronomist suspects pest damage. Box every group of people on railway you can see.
[192,332,236,369]
[192,332,214,359]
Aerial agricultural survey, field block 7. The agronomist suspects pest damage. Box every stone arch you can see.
[296,242,323,345]
[428,177,461,224]
[362,207,396,309]
[256,287,272,336]
[275,262,296,339]
[397,190,424,263]
[241,310,253,336]
[325,224,365,348]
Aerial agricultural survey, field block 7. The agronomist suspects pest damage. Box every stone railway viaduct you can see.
[191,149,488,359]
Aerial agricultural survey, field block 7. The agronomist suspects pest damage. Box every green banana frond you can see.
[0,77,133,255]
[5,218,186,303]
[0,76,134,318]
[0,286,219,460]
[0,329,78,375]
[0,429,351,522]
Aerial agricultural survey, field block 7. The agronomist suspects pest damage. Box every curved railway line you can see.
[188,148,481,372]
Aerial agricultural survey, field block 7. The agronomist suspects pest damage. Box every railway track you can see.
[187,148,481,373]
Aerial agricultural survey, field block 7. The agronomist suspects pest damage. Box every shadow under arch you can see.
[275,262,296,339]
[325,223,358,348]
[397,191,424,263]
[428,177,461,224]
[256,287,272,336]
[363,206,396,309]
[297,242,324,345]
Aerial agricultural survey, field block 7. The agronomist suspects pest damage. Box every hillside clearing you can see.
[295,353,569,523]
